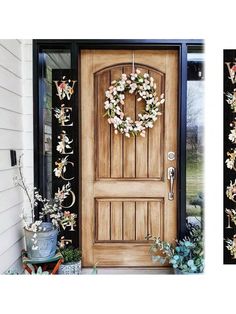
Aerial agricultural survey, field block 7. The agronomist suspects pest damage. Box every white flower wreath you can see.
[104,68,165,138]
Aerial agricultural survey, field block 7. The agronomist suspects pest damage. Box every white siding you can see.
[0,39,33,274]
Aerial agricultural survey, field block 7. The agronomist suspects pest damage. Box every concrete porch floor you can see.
[81,267,173,275]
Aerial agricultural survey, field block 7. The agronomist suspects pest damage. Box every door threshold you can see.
[81,267,173,275]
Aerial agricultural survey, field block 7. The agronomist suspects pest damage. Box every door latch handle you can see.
[167,167,175,201]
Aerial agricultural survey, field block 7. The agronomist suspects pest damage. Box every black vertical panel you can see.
[224,50,236,264]
[52,69,78,247]
[178,43,187,239]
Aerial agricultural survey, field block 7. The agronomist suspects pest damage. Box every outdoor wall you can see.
[0,39,33,274]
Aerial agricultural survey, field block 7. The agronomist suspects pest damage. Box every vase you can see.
[24,222,58,260]
[58,260,82,275]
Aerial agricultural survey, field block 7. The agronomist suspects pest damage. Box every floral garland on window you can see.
[104,69,164,138]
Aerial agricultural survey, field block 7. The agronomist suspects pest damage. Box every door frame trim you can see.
[33,39,204,248]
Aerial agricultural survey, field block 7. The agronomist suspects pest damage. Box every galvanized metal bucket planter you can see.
[24,222,58,260]
[58,260,82,275]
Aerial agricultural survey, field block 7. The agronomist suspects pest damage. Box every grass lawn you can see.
[186,151,204,217]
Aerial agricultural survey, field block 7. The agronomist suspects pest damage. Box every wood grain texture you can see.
[111,201,123,240]
[95,64,164,181]
[148,201,163,238]
[163,51,178,243]
[136,201,148,240]
[148,70,164,179]
[136,66,148,178]
[96,70,111,178]
[123,65,136,178]
[97,201,110,241]
[95,198,163,243]
[110,68,123,178]
[81,50,178,267]
[123,201,136,240]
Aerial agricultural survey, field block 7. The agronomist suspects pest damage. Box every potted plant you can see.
[146,222,204,274]
[15,155,77,260]
[58,246,82,275]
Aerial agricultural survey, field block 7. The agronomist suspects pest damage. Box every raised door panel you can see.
[95,198,164,243]
[95,64,164,181]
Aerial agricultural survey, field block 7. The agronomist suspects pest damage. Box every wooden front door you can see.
[81,49,178,267]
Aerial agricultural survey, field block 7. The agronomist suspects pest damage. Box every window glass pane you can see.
[186,46,204,220]
[39,50,71,199]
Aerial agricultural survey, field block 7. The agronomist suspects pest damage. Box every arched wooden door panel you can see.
[81,50,178,267]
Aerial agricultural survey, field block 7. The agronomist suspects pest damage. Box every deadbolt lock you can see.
[168,151,175,161]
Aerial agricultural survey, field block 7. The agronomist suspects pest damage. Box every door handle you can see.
[167,167,175,201]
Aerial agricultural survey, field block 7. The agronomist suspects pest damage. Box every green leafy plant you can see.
[60,246,82,264]
[146,222,204,274]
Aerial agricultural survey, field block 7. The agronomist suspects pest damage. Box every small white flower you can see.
[130,83,137,90]
[140,131,146,137]
[136,69,141,74]
[144,73,149,78]
[226,159,234,169]
[117,85,125,92]
[121,74,127,80]
[53,168,61,177]
[229,129,236,143]
[105,90,111,98]
[125,133,130,138]
[146,121,153,128]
